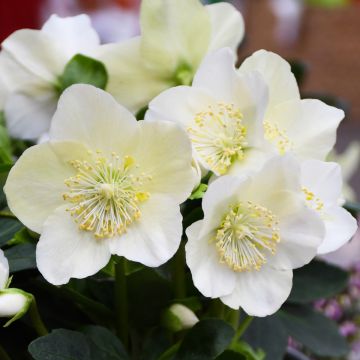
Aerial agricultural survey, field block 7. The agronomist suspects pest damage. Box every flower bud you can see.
[162,304,199,332]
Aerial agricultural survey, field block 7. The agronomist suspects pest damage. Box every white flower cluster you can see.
[0,0,357,317]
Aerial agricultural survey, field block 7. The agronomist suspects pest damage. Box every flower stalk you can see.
[172,241,186,299]
[28,299,48,337]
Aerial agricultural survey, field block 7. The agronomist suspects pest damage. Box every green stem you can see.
[0,210,16,219]
[115,257,129,348]
[29,300,48,336]
[0,344,11,360]
[231,315,254,345]
[172,242,186,298]
[227,308,240,330]
[209,299,225,319]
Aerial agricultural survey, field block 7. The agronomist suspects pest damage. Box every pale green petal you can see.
[4,141,90,233]
[50,84,139,157]
[206,2,244,53]
[140,0,211,72]
[37,205,111,285]
[98,38,170,112]
[0,250,9,290]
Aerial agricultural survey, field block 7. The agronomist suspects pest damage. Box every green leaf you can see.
[344,201,360,215]
[0,112,13,164]
[189,183,208,200]
[82,325,129,360]
[58,54,108,93]
[173,319,235,360]
[243,315,288,360]
[288,60,308,87]
[4,243,36,272]
[6,227,35,246]
[229,342,265,360]
[279,305,349,357]
[288,260,349,303]
[216,351,247,360]
[141,328,172,360]
[29,328,129,360]
[0,218,24,247]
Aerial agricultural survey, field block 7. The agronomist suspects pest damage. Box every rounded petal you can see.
[268,99,344,160]
[146,85,215,128]
[239,50,300,111]
[50,84,139,157]
[318,206,358,254]
[109,195,183,267]
[301,160,343,206]
[220,266,293,316]
[268,198,325,270]
[0,292,28,317]
[134,120,194,203]
[1,29,65,82]
[206,2,244,53]
[0,250,9,290]
[5,92,57,140]
[99,38,170,112]
[185,220,236,298]
[140,0,211,71]
[4,141,90,233]
[42,14,100,58]
[37,206,111,285]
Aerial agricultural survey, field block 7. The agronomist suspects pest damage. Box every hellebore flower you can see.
[146,48,270,177]
[185,156,325,316]
[300,159,357,254]
[4,84,194,285]
[100,0,244,112]
[238,50,344,160]
[0,14,100,140]
[0,250,32,326]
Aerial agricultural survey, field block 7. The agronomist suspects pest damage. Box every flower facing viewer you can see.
[185,157,325,316]
[4,85,194,285]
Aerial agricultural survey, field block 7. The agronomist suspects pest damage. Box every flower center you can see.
[214,202,280,272]
[63,152,151,239]
[264,121,292,155]
[302,187,324,212]
[187,102,247,175]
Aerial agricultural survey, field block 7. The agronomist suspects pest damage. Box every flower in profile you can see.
[146,48,270,177]
[185,156,325,316]
[4,84,194,285]
[238,50,344,161]
[0,250,32,326]
[300,159,357,254]
[0,14,100,140]
[100,0,244,112]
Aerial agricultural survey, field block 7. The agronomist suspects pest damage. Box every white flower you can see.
[238,50,344,160]
[0,14,100,140]
[4,84,194,285]
[99,0,244,112]
[0,249,31,323]
[146,48,270,177]
[328,142,360,202]
[185,156,325,316]
[300,159,357,254]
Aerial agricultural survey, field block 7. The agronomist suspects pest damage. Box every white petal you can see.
[268,198,325,270]
[146,85,215,128]
[42,14,100,58]
[268,99,344,160]
[50,84,139,156]
[5,92,57,140]
[37,205,111,285]
[109,195,183,267]
[301,160,343,205]
[1,29,65,82]
[239,50,300,112]
[221,266,293,316]
[318,206,358,254]
[185,221,236,298]
[206,2,244,53]
[134,120,194,203]
[4,141,90,234]
[0,293,28,317]
[140,0,211,72]
[99,38,171,112]
[0,250,9,290]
